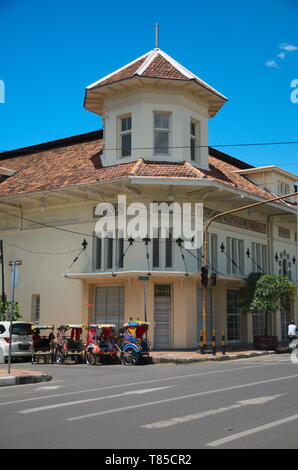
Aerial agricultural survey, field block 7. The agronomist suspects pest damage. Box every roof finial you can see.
[155,23,159,50]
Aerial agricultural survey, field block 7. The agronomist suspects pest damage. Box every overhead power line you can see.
[94,141,298,152]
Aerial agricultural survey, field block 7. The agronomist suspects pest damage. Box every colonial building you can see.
[0,48,297,348]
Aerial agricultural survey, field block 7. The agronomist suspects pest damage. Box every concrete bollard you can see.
[212,330,216,356]
[221,330,226,355]
[200,330,204,354]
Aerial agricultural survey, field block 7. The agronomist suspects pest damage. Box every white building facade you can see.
[0,48,297,348]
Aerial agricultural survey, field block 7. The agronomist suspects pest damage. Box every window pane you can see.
[231,239,237,275]
[154,113,169,129]
[190,122,196,136]
[154,131,169,154]
[121,116,131,132]
[95,238,101,270]
[118,237,124,269]
[190,138,196,161]
[153,237,160,267]
[106,237,113,269]
[166,232,172,268]
[121,133,131,157]
[11,323,33,336]
[227,290,240,342]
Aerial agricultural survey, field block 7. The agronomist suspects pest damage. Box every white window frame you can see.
[226,237,244,277]
[251,242,268,273]
[278,180,290,196]
[153,111,171,156]
[190,119,199,162]
[226,289,241,343]
[119,114,132,158]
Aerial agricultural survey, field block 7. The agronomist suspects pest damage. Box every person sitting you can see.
[288,321,297,341]
[100,328,114,352]
[123,326,137,343]
[32,328,41,349]
[33,329,51,350]
[48,331,55,343]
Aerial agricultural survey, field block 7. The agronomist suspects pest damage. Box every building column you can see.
[276,309,282,341]
[247,313,253,344]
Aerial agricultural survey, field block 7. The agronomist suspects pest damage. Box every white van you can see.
[0,321,33,361]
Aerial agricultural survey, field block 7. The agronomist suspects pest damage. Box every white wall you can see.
[102,87,209,169]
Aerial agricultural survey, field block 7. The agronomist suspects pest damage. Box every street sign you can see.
[8,260,22,266]
[10,265,19,289]
[139,276,149,281]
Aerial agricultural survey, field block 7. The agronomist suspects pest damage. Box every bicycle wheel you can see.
[55,349,65,364]
[121,348,139,366]
[85,351,96,365]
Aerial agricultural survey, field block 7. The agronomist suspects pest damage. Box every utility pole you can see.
[0,240,6,317]
[7,260,16,374]
[201,191,298,352]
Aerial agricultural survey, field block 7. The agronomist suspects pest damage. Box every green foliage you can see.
[250,274,296,314]
[0,301,22,321]
[250,274,296,336]
[239,272,263,312]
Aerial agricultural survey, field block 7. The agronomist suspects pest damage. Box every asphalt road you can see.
[0,355,298,450]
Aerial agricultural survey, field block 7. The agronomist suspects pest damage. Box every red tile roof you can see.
[141,54,188,81]
[87,49,227,102]
[0,131,285,203]
[97,56,149,87]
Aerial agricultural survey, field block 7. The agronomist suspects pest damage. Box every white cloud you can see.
[265,60,279,69]
[279,43,298,52]
[277,52,286,60]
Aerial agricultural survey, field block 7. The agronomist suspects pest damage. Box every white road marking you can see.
[18,386,175,414]
[142,395,283,429]
[67,373,298,422]
[207,413,298,447]
[0,362,273,406]
[34,386,61,391]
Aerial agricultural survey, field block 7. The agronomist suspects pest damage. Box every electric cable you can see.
[143,236,152,276]
[176,238,189,277]
[63,239,88,276]
[112,237,134,277]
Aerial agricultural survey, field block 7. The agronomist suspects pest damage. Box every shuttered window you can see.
[154,284,171,348]
[94,286,124,331]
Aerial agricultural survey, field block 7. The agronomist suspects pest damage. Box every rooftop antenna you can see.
[155,23,159,50]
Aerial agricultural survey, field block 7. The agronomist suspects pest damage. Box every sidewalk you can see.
[0,366,52,387]
[151,350,274,364]
[150,344,288,364]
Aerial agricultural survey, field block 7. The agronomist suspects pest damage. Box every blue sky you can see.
[0,0,297,171]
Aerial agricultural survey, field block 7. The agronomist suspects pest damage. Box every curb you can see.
[152,350,277,364]
[0,373,52,387]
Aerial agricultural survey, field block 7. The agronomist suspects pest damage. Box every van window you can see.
[0,325,5,334]
[11,324,32,336]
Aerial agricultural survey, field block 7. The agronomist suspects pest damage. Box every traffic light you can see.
[211,272,217,286]
[201,266,208,288]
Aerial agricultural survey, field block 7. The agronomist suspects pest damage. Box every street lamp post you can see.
[201,191,298,351]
